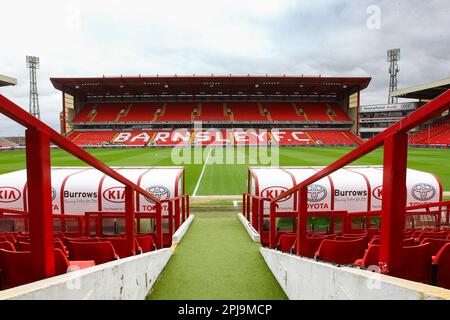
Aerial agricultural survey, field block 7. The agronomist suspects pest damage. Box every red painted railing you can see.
[266,90,450,276]
[0,94,166,282]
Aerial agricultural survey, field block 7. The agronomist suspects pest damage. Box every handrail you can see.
[271,90,450,203]
[0,95,160,204]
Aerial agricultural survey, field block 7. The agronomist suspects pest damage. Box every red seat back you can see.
[434,243,450,290]
[355,244,380,268]
[101,237,131,258]
[417,231,448,243]
[0,241,15,251]
[68,241,118,265]
[298,237,328,258]
[277,234,296,253]
[15,241,31,251]
[398,243,432,284]
[0,249,33,289]
[316,238,366,265]
[420,238,450,256]
[136,235,155,253]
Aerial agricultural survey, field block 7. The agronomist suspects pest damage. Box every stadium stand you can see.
[409,117,450,145]
[67,131,117,145]
[228,102,268,121]
[0,137,18,148]
[194,102,230,121]
[119,103,161,122]
[156,102,195,122]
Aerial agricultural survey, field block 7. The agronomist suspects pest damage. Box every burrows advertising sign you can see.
[248,166,442,213]
[0,167,184,215]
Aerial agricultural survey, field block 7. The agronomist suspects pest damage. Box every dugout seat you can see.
[297,236,330,258]
[397,243,432,284]
[136,235,155,253]
[68,241,119,265]
[100,237,141,257]
[0,248,95,290]
[315,238,366,265]
[277,234,297,253]
[420,238,450,257]
[354,244,380,269]
[434,243,450,289]
[0,241,15,251]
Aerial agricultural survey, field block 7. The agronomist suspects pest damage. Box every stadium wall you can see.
[260,248,450,300]
[0,248,172,300]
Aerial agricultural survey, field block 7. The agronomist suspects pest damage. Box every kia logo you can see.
[372,186,382,200]
[145,186,170,203]
[411,183,436,201]
[103,187,125,203]
[260,186,291,202]
[0,187,21,203]
[308,184,327,202]
[51,187,57,201]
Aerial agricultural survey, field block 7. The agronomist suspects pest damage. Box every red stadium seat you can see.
[416,231,449,243]
[277,234,297,253]
[100,237,138,258]
[0,249,32,289]
[434,243,450,289]
[420,238,450,256]
[136,235,155,253]
[54,248,95,274]
[315,238,366,265]
[369,237,415,246]
[0,248,94,289]
[68,241,119,265]
[297,236,329,258]
[397,243,432,284]
[354,244,380,268]
[15,241,31,251]
[0,241,15,251]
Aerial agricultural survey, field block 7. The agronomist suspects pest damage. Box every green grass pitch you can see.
[0,146,449,195]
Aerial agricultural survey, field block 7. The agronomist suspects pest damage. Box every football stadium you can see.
[0,1,450,306]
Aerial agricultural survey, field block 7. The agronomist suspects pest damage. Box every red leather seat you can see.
[434,243,450,289]
[315,238,366,265]
[354,244,380,268]
[68,241,119,265]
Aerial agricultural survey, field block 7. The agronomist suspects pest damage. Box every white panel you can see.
[330,169,368,212]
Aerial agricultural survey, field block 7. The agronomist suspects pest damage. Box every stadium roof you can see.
[50,75,371,98]
[392,77,450,100]
[0,75,17,87]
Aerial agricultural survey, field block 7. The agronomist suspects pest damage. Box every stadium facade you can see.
[51,75,370,147]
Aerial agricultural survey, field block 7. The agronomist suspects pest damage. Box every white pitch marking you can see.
[192,148,212,196]
[233,200,242,207]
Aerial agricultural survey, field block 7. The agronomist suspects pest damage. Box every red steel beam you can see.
[379,132,408,276]
[25,128,55,280]
[271,89,450,203]
[124,186,136,256]
[0,94,160,204]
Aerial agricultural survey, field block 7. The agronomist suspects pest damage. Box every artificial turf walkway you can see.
[147,211,287,300]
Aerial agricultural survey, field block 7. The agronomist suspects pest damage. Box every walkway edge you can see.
[237,213,260,242]
[172,215,195,244]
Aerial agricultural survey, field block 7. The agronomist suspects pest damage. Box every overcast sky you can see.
[0,0,449,136]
